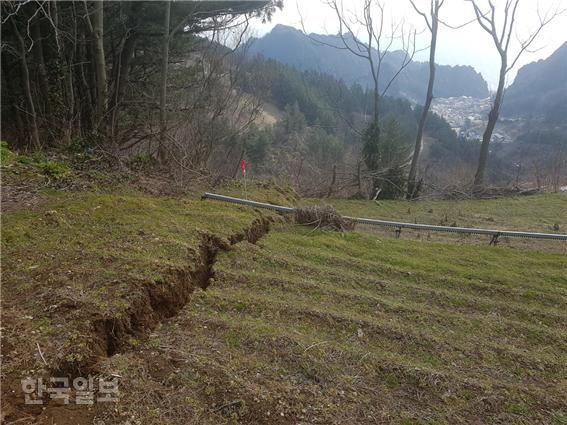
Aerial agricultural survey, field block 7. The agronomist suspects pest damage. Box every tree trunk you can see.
[327,164,337,198]
[65,3,78,144]
[57,1,75,143]
[110,2,141,143]
[78,30,94,133]
[113,36,138,112]
[92,0,107,133]
[356,160,362,194]
[372,86,380,124]
[407,3,438,199]
[32,17,50,117]
[473,56,506,187]
[110,34,138,141]
[158,0,171,163]
[12,20,41,150]
[369,70,381,194]
[51,1,62,55]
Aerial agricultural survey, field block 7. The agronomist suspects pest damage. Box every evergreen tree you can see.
[363,119,410,199]
[284,102,306,135]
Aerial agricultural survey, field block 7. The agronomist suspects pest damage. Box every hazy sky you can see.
[250,0,567,89]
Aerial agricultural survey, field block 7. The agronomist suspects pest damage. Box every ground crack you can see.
[52,217,274,377]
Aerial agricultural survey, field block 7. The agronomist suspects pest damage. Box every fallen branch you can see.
[36,342,47,366]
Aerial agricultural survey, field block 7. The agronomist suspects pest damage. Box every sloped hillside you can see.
[2,147,566,424]
[248,24,489,101]
[99,213,566,424]
[502,42,567,124]
[2,147,567,424]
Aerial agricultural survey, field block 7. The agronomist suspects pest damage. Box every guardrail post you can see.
[395,227,402,239]
[489,232,501,246]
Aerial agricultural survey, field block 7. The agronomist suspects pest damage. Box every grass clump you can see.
[36,159,71,178]
[0,140,15,166]
[1,147,73,187]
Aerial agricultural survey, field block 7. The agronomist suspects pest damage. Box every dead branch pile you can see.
[294,205,355,232]
[424,184,542,200]
[472,186,542,199]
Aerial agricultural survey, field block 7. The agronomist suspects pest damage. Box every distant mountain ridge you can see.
[248,24,490,102]
[502,42,567,124]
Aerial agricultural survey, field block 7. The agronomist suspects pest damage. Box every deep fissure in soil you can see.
[66,217,273,374]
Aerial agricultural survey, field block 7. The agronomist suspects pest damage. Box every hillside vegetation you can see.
[2,156,566,423]
[503,42,567,124]
[134,224,566,424]
[2,1,566,423]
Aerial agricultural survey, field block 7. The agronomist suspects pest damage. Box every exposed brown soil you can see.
[0,184,46,212]
[1,216,274,424]
[84,217,273,373]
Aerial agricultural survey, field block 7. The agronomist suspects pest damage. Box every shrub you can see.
[0,141,15,166]
[128,154,154,171]
[37,160,71,178]
[362,119,411,199]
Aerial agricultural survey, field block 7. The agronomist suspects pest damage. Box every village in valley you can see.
[431,96,519,143]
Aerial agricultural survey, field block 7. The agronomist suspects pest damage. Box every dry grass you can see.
[294,205,355,232]
[100,224,567,424]
[3,174,566,424]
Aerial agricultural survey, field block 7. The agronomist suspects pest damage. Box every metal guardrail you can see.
[202,192,567,241]
[345,216,567,240]
[203,192,294,213]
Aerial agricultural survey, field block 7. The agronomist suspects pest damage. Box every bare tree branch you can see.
[466,0,562,186]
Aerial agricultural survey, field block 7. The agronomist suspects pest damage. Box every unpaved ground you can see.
[2,217,275,424]
[89,225,567,424]
[1,185,46,212]
[1,184,288,424]
[2,180,566,424]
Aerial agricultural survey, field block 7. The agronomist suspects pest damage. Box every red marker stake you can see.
[240,160,247,199]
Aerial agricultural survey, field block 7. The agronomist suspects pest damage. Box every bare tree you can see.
[31,11,50,116]
[467,0,562,187]
[83,0,107,132]
[301,0,418,197]
[164,16,264,174]
[11,18,41,149]
[314,0,418,125]
[406,0,444,199]
[158,0,172,163]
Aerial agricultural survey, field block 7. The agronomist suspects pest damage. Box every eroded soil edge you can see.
[71,216,274,375]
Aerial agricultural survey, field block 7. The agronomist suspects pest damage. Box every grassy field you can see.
[2,174,566,424]
[0,179,291,423]
[301,195,567,253]
[102,224,567,425]
[324,194,567,233]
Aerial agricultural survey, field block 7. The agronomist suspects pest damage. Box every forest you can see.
[1,0,564,198]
